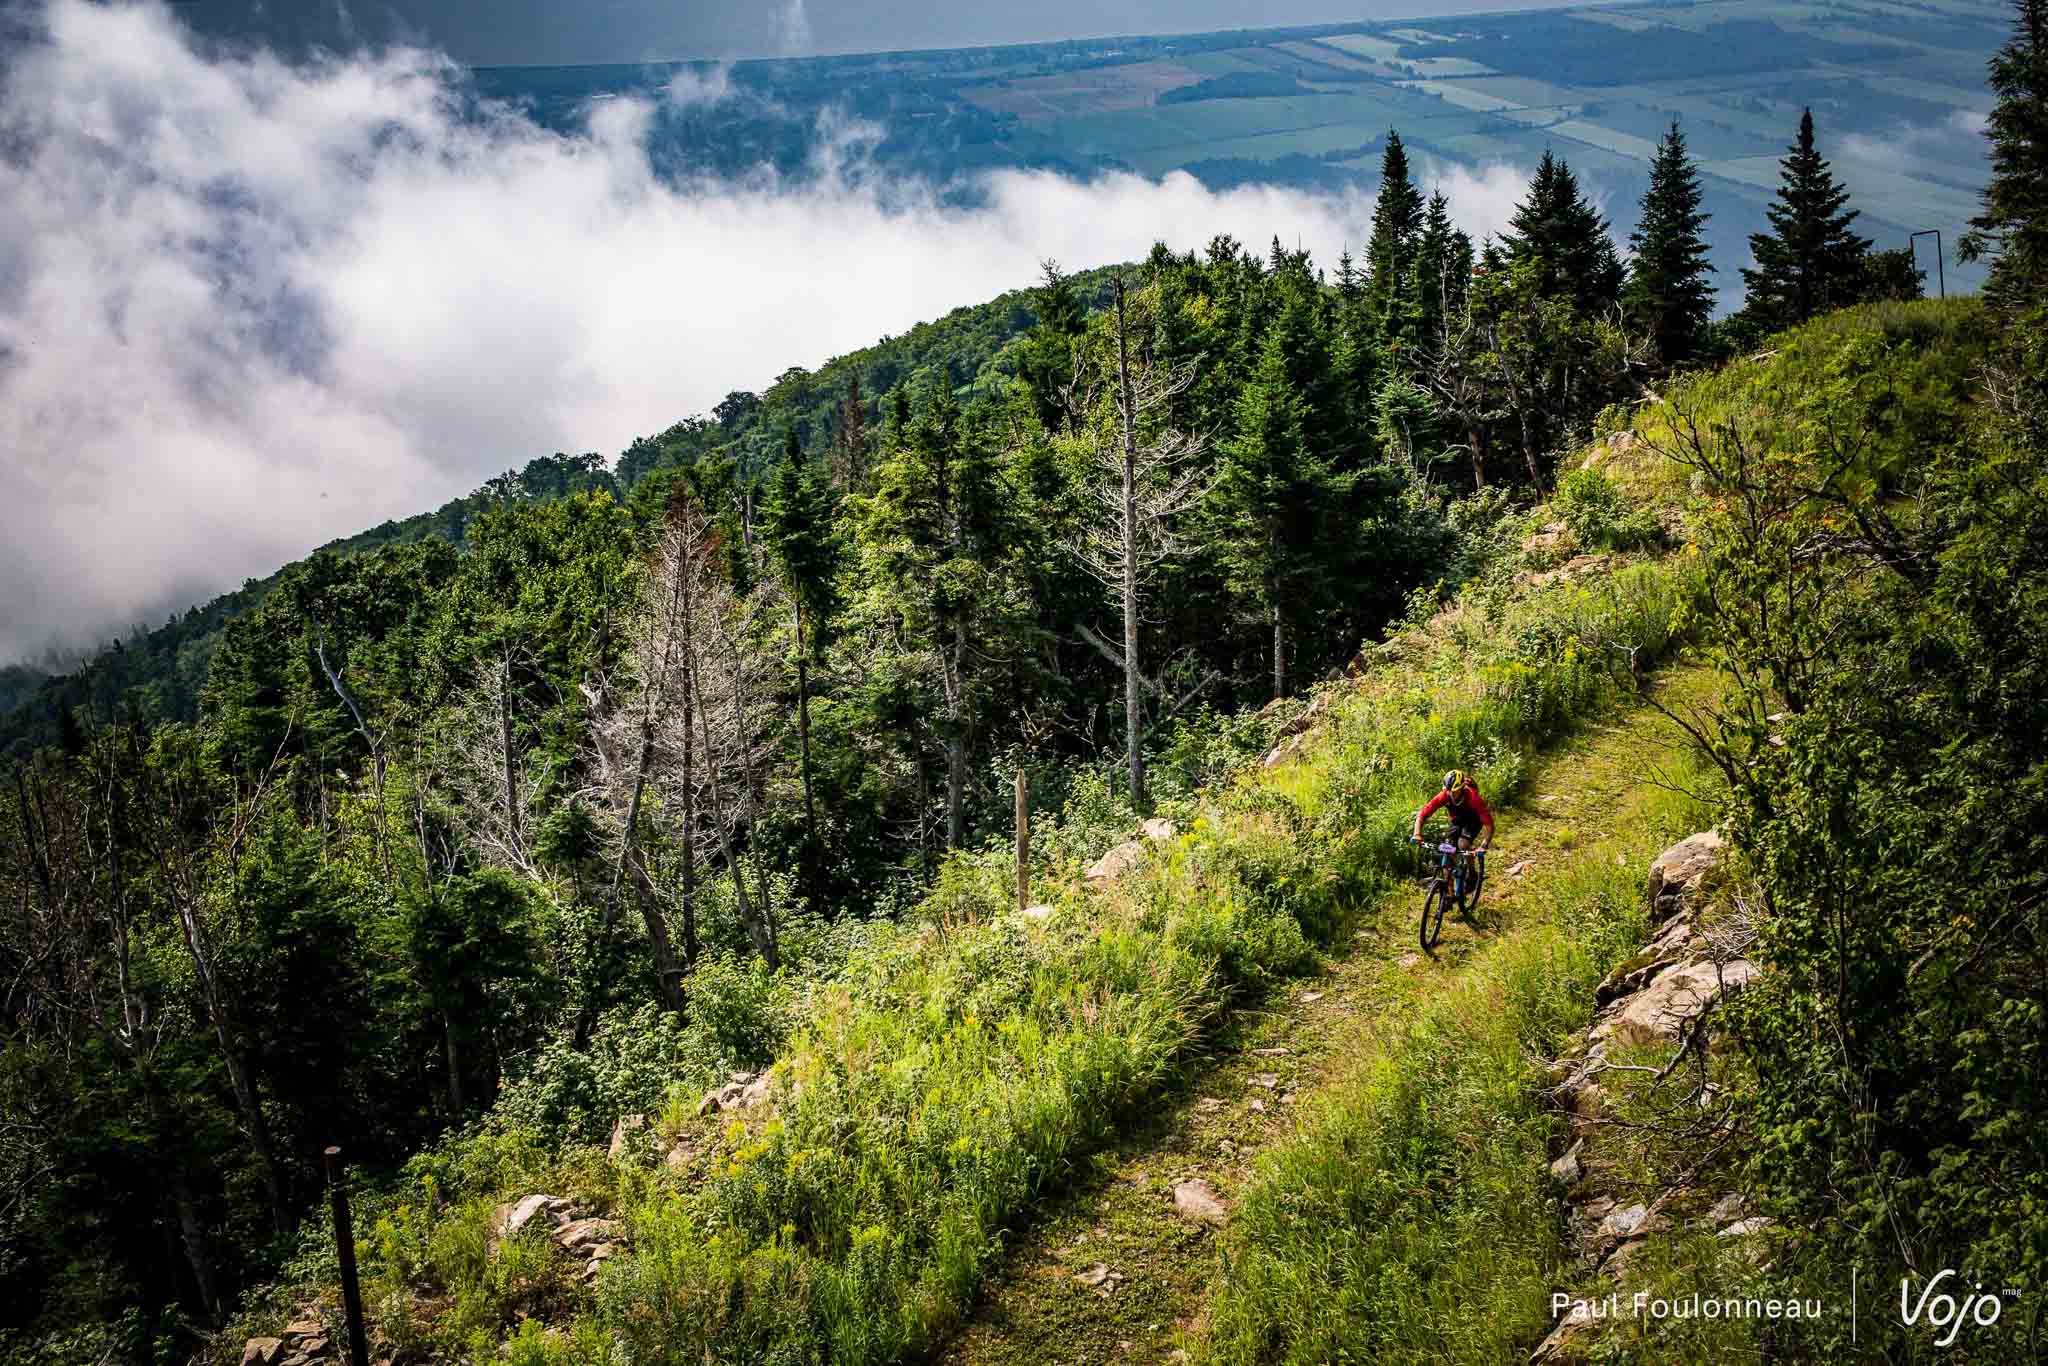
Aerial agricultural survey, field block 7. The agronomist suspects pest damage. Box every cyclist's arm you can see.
[1413,789,1448,839]
[1469,788,1494,849]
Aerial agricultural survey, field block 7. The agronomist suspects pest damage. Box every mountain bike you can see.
[1411,836,1486,951]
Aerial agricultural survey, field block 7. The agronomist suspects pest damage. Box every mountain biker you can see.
[1412,768,1493,856]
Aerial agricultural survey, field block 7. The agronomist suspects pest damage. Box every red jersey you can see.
[1419,782,1492,827]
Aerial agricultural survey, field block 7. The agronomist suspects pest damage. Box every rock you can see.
[1530,1314,1594,1364]
[698,1070,773,1116]
[1507,859,1533,877]
[664,1143,697,1172]
[1299,990,1323,1004]
[1706,1193,1749,1226]
[554,1217,624,1253]
[608,1113,648,1161]
[1194,1097,1225,1112]
[1592,958,1759,1047]
[281,1319,323,1341]
[490,1194,569,1242]
[1085,839,1148,887]
[1719,1216,1772,1239]
[1250,1073,1280,1090]
[1247,1098,1265,1113]
[1171,1178,1228,1225]
[1259,735,1306,768]
[1020,902,1055,922]
[1596,1203,1658,1242]
[1076,1262,1123,1289]
[242,1340,284,1366]
[1140,817,1177,841]
[1250,1046,1289,1057]
[1550,1138,1584,1186]
[588,1242,616,1261]
[1397,951,1421,968]
[296,1337,329,1358]
[1645,831,1724,918]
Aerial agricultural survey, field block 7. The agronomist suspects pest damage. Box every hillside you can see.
[4,8,2045,1355]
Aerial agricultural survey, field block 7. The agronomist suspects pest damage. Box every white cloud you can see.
[0,0,1525,661]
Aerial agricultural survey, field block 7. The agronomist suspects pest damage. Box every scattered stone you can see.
[1172,1178,1228,1225]
[241,1340,283,1366]
[1250,1073,1280,1090]
[1299,990,1323,1004]
[697,1070,774,1116]
[1706,1193,1749,1226]
[282,1320,323,1340]
[1076,1262,1123,1289]
[1140,817,1177,841]
[1280,1092,1298,1105]
[1247,1098,1266,1114]
[1614,854,1628,867]
[1719,1217,1772,1239]
[1194,1097,1225,1112]
[1507,859,1533,877]
[1597,1203,1656,1242]
[1085,839,1148,887]
[664,1143,697,1173]
[1251,1046,1289,1057]
[608,1113,648,1161]
[1397,951,1421,968]
[1020,903,1056,922]
[1550,1139,1584,1186]
[1531,1313,1595,1363]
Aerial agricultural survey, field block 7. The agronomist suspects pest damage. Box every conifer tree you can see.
[762,433,842,905]
[1406,190,1472,353]
[1741,108,1873,327]
[1365,132,1424,336]
[1504,150,1625,314]
[1960,0,2048,307]
[1624,121,1715,366]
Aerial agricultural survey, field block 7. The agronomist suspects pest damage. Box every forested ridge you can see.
[5,5,2048,1357]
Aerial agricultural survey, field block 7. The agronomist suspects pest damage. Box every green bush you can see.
[1553,467,1661,550]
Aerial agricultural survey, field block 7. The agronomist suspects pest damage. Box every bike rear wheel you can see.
[1420,880,1450,950]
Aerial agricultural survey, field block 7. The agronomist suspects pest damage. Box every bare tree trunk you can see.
[793,602,821,907]
[944,622,967,850]
[1015,770,1030,912]
[1467,423,1487,488]
[1114,276,1148,812]
[168,1162,220,1322]
[679,663,699,968]
[1272,601,1286,701]
[499,650,519,847]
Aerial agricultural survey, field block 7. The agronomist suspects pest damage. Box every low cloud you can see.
[0,0,1525,662]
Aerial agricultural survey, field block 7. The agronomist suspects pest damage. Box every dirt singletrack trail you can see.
[937,666,1712,1366]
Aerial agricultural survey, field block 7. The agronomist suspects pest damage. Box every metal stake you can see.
[1910,229,1946,299]
[324,1146,371,1366]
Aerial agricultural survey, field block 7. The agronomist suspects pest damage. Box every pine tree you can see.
[1365,131,1424,336]
[1624,121,1716,366]
[761,433,842,906]
[1504,150,1625,314]
[1960,0,2048,307]
[1405,190,1472,353]
[1742,108,1873,327]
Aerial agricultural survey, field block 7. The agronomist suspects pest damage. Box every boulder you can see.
[1645,831,1723,919]
[241,1340,284,1366]
[697,1070,772,1116]
[1550,1138,1585,1186]
[608,1113,648,1162]
[1140,817,1177,841]
[1171,1178,1228,1226]
[1592,958,1758,1047]
[554,1217,624,1253]
[1084,839,1147,887]
[489,1194,569,1242]
[664,1142,697,1173]
[1020,902,1056,922]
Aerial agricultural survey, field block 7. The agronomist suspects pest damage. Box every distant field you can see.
[473,0,2008,299]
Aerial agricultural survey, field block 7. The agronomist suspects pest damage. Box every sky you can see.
[0,0,1534,664]
[164,1,1579,66]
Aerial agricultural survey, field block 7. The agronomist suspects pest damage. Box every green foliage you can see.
[1553,468,1663,550]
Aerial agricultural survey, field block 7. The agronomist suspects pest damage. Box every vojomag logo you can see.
[1899,1269,2018,1347]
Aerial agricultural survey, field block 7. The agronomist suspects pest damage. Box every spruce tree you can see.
[1624,121,1715,366]
[1504,150,1624,314]
[1365,131,1424,336]
[1405,190,1472,351]
[1960,0,2048,307]
[1742,108,1872,327]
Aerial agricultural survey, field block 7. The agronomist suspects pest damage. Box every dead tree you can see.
[1071,275,1212,811]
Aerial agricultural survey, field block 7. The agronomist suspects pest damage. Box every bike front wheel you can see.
[1420,880,1450,950]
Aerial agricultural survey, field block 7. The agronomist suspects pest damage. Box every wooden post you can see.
[1015,770,1030,912]
[324,1147,370,1366]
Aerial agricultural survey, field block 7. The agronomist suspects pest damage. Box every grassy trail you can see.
[939,664,1714,1366]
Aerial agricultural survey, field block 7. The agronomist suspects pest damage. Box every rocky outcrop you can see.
[1083,816,1181,886]
[1171,1178,1227,1226]
[488,1194,625,1282]
[1535,831,1764,1362]
[696,1068,774,1116]
[240,1308,388,1366]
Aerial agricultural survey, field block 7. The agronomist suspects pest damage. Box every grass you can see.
[1197,667,1723,1365]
